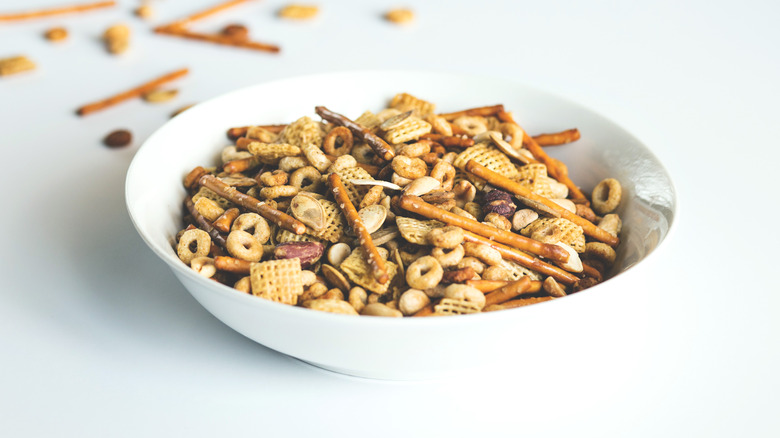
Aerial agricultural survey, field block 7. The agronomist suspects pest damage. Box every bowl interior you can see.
[127,71,675,287]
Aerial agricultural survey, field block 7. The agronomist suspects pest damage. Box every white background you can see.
[1,0,778,436]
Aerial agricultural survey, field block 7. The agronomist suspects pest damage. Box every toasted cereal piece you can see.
[340,248,398,295]
[434,298,481,315]
[331,166,374,207]
[389,93,436,118]
[250,258,303,305]
[452,116,488,136]
[305,299,358,315]
[0,55,35,76]
[383,117,432,145]
[177,229,211,265]
[385,8,414,24]
[521,217,586,253]
[275,228,325,244]
[192,186,235,210]
[44,27,68,42]
[396,216,445,245]
[452,143,519,189]
[246,126,279,143]
[496,258,543,282]
[354,111,382,130]
[300,142,332,172]
[194,196,225,222]
[515,163,554,198]
[246,141,302,164]
[278,116,323,147]
[279,4,319,20]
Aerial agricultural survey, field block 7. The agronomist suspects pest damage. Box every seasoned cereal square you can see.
[250,258,303,305]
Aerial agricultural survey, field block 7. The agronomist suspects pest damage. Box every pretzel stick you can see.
[214,256,252,274]
[76,68,189,116]
[159,0,251,29]
[228,124,287,141]
[184,196,227,247]
[315,106,395,161]
[223,156,263,174]
[581,262,603,282]
[466,279,542,294]
[492,296,554,309]
[0,1,115,21]
[497,110,588,203]
[439,104,505,121]
[465,160,619,247]
[212,208,240,233]
[328,173,389,284]
[484,277,533,307]
[462,231,580,285]
[398,195,570,263]
[198,174,306,235]
[155,28,280,53]
[532,128,581,146]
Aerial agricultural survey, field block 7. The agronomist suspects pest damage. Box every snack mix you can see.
[176,93,623,317]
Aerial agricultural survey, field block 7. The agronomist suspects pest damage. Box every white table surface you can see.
[2,0,778,436]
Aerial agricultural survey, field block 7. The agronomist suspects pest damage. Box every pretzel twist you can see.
[198,174,306,235]
[465,160,619,247]
[328,173,389,284]
[398,195,570,263]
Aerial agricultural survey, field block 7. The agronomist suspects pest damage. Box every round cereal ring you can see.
[322,126,353,157]
[591,178,622,215]
[391,155,427,179]
[190,256,217,278]
[177,229,211,265]
[226,230,264,262]
[232,213,271,244]
[431,244,465,268]
[498,122,524,149]
[443,283,486,310]
[405,256,444,290]
[584,242,617,266]
[453,116,488,136]
[289,166,323,193]
[427,225,465,249]
[430,160,456,191]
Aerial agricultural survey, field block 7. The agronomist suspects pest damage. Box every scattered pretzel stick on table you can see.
[329,173,389,284]
[161,0,252,29]
[398,195,571,264]
[465,160,620,247]
[155,28,280,53]
[315,106,395,161]
[198,174,306,235]
[0,1,115,21]
[76,68,189,116]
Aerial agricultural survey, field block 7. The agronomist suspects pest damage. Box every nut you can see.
[327,242,351,266]
[279,4,319,20]
[103,129,132,148]
[44,27,68,42]
[403,176,440,197]
[274,241,324,268]
[361,303,403,317]
[483,212,512,231]
[103,24,130,54]
[221,23,249,41]
[512,209,539,231]
[385,8,414,24]
[543,277,567,298]
[290,193,326,231]
[441,267,477,284]
[398,289,430,316]
[554,242,583,273]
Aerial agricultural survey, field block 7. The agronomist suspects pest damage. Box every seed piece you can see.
[0,56,36,76]
[385,8,414,24]
[357,205,387,234]
[44,27,68,42]
[142,89,179,103]
[290,193,326,231]
[104,129,132,148]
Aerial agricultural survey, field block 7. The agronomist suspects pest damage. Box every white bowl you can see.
[126,71,676,380]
